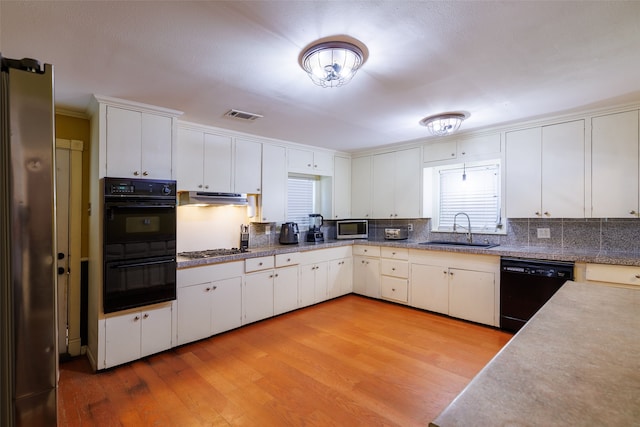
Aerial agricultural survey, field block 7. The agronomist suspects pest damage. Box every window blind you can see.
[287,176,316,228]
[438,163,500,232]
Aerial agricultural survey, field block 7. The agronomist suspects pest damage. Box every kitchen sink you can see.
[420,240,500,249]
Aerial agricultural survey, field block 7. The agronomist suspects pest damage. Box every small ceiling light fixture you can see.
[299,36,367,88]
[419,112,469,136]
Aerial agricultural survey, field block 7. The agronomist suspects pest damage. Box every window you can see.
[286,175,318,228]
[426,161,502,233]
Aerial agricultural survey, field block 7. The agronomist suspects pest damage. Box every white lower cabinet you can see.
[380,247,409,304]
[409,250,499,327]
[176,261,243,345]
[104,303,172,369]
[353,245,381,298]
[299,262,329,307]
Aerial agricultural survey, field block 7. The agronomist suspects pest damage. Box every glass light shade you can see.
[301,41,364,88]
[420,113,467,136]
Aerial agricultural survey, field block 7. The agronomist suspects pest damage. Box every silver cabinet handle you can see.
[143,313,149,319]
[142,171,148,176]
[134,315,140,321]
[133,171,140,176]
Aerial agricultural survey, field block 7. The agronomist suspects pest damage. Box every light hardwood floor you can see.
[58,295,512,426]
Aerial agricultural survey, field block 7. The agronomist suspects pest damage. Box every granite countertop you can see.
[430,281,640,426]
[178,239,640,269]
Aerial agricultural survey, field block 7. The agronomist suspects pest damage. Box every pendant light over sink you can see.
[420,112,469,136]
[299,36,368,88]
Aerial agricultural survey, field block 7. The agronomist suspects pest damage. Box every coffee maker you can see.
[306,214,324,243]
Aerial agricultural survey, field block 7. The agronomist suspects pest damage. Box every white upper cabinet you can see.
[234,138,262,194]
[261,144,287,223]
[372,147,421,219]
[591,110,640,218]
[287,147,333,176]
[505,120,585,218]
[105,106,173,179]
[351,155,372,218]
[332,156,351,220]
[423,133,501,164]
[175,127,232,192]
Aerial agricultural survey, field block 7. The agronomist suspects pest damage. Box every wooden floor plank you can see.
[58,295,512,426]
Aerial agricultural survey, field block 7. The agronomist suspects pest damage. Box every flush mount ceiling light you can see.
[419,112,469,136]
[299,37,367,88]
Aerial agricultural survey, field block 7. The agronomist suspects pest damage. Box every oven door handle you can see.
[114,258,176,268]
[106,204,176,209]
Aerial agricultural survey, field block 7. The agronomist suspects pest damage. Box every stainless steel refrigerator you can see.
[0,55,58,426]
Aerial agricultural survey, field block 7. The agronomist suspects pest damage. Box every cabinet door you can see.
[410,264,449,314]
[313,262,329,303]
[106,106,142,178]
[140,305,172,357]
[541,120,585,218]
[141,113,172,179]
[234,139,262,194]
[274,266,299,315]
[351,156,372,218]
[203,133,233,193]
[299,264,317,308]
[423,140,457,162]
[458,133,501,160]
[104,312,141,368]
[353,256,380,298]
[393,148,421,218]
[211,276,242,334]
[372,152,396,218]
[261,144,287,223]
[287,148,314,174]
[313,151,334,176]
[333,156,351,220]
[328,258,352,298]
[177,283,213,345]
[591,110,639,217]
[243,271,274,324]
[505,127,542,218]
[176,128,205,191]
[448,269,495,326]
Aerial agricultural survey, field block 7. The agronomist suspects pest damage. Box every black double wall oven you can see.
[103,177,177,314]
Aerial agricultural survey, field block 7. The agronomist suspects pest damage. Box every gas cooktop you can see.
[178,248,248,259]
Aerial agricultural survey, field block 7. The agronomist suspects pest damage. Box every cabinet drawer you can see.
[381,276,408,303]
[380,247,409,260]
[381,259,409,278]
[178,261,243,287]
[585,264,640,287]
[275,252,300,267]
[245,256,275,273]
[353,245,380,257]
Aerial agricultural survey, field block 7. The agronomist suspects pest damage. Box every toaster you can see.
[384,228,408,240]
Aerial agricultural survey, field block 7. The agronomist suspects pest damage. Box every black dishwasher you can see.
[500,257,574,333]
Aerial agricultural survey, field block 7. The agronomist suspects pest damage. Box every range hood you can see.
[178,191,248,206]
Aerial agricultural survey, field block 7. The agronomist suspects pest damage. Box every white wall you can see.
[177,205,250,252]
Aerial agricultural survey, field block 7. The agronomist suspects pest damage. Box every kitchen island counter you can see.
[430,280,640,427]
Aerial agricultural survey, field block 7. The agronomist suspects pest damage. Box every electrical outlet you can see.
[408,223,413,232]
[537,228,551,239]
[265,225,271,235]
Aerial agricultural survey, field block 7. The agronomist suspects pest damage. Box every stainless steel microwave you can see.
[336,219,368,239]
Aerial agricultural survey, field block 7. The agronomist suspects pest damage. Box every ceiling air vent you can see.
[224,109,263,122]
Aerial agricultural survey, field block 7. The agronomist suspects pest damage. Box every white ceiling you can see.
[2,1,640,152]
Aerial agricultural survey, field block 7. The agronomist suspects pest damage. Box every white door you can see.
[55,147,70,355]
[55,138,83,357]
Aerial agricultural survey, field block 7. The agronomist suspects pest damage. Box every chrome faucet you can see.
[453,212,472,243]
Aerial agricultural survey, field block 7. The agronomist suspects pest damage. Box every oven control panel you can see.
[104,177,176,199]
